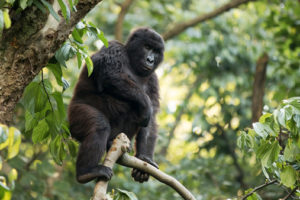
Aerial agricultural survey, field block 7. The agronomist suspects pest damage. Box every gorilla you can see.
[68,27,164,184]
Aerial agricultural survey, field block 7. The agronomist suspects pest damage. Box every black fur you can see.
[68,27,164,183]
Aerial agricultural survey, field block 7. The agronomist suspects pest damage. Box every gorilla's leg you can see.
[132,124,158,183]
[70,104,112,183]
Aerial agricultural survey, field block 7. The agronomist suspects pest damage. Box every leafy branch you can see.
[241,180,277,200]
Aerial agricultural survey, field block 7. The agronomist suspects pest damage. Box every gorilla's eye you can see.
[145,45,151,50]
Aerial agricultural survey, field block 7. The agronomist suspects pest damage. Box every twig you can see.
[92,133,196,200]
[241,180,278,199]
[281,187,298,200]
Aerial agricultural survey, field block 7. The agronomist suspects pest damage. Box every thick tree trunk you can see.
[0,0,103,125]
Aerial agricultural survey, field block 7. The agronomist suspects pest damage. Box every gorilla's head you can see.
[125,27,165,77]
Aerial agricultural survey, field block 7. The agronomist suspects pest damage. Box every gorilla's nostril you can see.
[147,57,154,63]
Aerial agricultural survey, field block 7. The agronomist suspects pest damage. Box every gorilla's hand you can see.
[137,95,152,127]
[131,155,158,183]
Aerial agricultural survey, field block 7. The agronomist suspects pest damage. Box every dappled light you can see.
[0,0,299,199]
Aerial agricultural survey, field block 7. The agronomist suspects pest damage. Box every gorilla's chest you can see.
[123,66,148,92]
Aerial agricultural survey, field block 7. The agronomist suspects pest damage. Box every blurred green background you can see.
[0,0,299,199]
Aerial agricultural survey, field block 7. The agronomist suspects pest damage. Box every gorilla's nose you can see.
[147,55,154,64]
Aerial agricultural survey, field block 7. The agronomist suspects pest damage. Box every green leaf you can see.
[50,135,61,165]
[62,77,70,91]
[116,188,138,200]
[0,10,4,31]
[58,140,66,163]
[257,140,280,167]
[3,9,11,29]
[0,125,9,150]
[52,92,66,122]
[253,122,276,138]
[76,52,82,68]
[246,192,262,200]
[293,114,300,128]
[40,0,60,22]
[33,0,47,13]
[8,169,18,183]
[55,43,76,67]
[283,141,300,162]
[25,110,38,132]
[72,28,83,43]
[280,166,296,188]
[32,119,49,144]
[259,113,272,123]
[67,140,77,157]
[237,131,254,150]
[19,0,28,9]
[57,0,70,21]
[85,56,93,76]
[98,31,109,48]
[47,63,63,86]
[7,127,21,159]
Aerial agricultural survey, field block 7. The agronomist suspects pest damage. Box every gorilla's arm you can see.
[92,45,152,126]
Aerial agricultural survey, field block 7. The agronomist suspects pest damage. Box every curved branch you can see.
[162,0,256,41]
[241,180,277,200]
[115,0,135,42]
[93,133,196,200]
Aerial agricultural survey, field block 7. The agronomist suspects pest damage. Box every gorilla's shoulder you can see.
[92,40,125,60]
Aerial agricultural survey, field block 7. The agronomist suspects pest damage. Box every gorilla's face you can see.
[125,28,164,77]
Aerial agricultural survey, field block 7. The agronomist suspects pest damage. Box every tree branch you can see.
[0,0,104,125]
[162,0,256,41]
[115,0,135,42]
[251,53,269,123]
[93,133,196,200]
[241,180,277,200]
[281,187,298,200]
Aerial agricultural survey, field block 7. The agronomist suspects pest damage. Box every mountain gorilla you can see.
[68,28,164,184]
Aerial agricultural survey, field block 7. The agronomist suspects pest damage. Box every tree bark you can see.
[93,133,196,200]
[162,0,256,41]
[251,53,268,123]
[0,0,104,125]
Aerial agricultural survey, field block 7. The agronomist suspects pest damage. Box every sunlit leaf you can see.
[257,140,280,167]
[32,119,49,144]
[115,188,138,200]
[41,0,60,21]
[57,0,70,21]
[3,9,11,29]
[47,63,63,86]
[85,56,93,76]
[253,122,276,138]
[280,166,296,188]
[7,127,21,159]
[19,0,28,9]
[0,10,4,31]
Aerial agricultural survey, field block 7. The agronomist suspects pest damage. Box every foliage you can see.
[0,124,21,199]
[0,0,299,199]
[238,97,300,198]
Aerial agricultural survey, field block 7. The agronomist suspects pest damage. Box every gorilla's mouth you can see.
[144,61,154,70]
